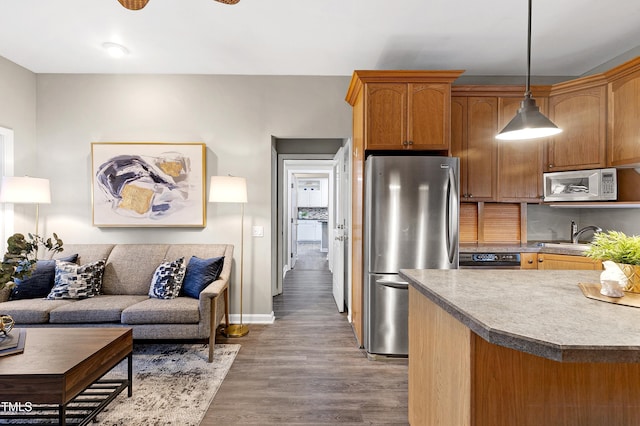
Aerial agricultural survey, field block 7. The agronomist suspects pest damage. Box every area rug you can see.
[95,343,240,426]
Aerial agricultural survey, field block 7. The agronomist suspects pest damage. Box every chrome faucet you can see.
[571,224,602,244]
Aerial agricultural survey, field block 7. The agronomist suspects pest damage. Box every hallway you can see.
[204,245,408,425]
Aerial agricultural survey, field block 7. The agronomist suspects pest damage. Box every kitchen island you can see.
[400,269,640,426]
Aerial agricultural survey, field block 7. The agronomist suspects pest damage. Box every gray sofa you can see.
[0,243,233,362]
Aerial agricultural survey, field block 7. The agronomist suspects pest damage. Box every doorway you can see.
[271,137,351,316]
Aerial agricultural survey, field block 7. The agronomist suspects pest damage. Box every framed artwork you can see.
[91,142,206,227]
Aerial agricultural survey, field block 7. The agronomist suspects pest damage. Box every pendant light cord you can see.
[525,0,532,97]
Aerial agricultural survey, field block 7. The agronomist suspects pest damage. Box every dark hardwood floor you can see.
[203,243,408,425]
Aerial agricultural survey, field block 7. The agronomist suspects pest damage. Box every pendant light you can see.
[496,0,562,141]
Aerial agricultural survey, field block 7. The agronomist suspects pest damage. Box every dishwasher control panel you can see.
[459,253,521,268]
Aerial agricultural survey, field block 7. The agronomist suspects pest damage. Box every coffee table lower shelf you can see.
[0,376,131,425]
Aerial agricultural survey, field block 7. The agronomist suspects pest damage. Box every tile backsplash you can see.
[298,207,328,220]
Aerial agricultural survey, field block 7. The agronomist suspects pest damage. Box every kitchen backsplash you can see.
[527,204,640,242]
[298,207,328,220]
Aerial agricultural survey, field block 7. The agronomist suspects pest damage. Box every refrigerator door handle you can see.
[376,279,409,290]
[446,167,459,265]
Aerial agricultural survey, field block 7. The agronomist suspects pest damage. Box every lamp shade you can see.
[496,96,562,141]
[0,176,51,204]
[208,176,247,203]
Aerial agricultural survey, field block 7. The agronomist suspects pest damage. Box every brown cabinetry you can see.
[452,86,547,203]
[497,96,545,202]
[536,253,602,270]
[605,57,640,167]
[520,252,538,269]
[451,96,497,201]
[366,82,454,150]
[546,74,608,171]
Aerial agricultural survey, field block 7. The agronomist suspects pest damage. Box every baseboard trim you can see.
[228,312,275,325]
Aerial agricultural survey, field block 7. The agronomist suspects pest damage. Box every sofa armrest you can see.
[0,286,11,303]
[198,277,230,362]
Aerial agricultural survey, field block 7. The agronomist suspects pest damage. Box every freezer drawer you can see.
[365,274,408,356]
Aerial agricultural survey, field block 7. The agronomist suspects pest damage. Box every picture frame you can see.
[91,142,206,227]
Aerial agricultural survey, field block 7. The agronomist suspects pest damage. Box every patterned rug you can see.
[96,343,240,425]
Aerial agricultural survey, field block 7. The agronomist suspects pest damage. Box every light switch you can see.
[252,226,264,237]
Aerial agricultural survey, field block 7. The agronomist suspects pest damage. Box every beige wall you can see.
[0,56,37,233]
[33,73,352,318]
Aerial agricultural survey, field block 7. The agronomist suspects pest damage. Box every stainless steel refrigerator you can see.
[364,155,459,357]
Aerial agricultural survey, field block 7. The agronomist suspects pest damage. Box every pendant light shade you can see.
[496,0,561,141]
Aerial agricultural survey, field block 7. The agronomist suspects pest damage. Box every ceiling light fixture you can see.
[496,0,561,141]
[102,42,129,58]
[117,0,239,10]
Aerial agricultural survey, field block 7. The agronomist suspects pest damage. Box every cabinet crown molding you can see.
[452,85,551,97]
[604,56,640,81]
[346,70,464,106]
[550,73,608,95]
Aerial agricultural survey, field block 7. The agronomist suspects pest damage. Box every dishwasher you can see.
[459,253,521,269]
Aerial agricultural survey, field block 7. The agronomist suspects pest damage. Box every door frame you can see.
[282,160,334,289]
[274,154,334,297]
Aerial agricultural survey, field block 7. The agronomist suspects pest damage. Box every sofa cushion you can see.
[148,257,186,299]
[121,297,200,324]
[9,254,78,300]
[49,295,148,323]
[46,259,106,300]
[181,256,225,299]
[102,244,170,295]
[0,299,73,323]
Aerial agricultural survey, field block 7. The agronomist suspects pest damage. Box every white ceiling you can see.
[1,0,639,77]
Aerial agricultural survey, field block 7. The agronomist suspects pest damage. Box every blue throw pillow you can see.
[181,256,225,299]
[9,253,78,300]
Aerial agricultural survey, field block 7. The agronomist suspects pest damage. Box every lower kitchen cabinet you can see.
[535,253,602,270]
[520,253,538,269]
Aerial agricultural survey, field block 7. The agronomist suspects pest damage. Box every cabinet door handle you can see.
[538,258,544,263]
[528,259,534,264]
[549,164,553,168]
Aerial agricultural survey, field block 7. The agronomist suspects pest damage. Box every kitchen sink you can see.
[537,242,591,253]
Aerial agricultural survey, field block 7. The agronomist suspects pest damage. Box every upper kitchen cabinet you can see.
[605,57,640,167]
[451,94,497,201]
[346,70,464,151]
[497,91,547,203]
[546,74,607,171]
[452,85,548,203]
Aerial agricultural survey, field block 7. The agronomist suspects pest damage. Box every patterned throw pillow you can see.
[148,257,187,299]
[9,254,78,300]
[47,259,106,300]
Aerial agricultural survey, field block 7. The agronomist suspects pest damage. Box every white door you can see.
[332,147,346,312]
[290,174,298,269]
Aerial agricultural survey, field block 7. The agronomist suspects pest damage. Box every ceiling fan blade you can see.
[214,0,240,4]
[118,0,150,10]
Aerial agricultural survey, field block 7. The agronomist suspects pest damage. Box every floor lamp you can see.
[209,175,249,337]
[0,176,51,236]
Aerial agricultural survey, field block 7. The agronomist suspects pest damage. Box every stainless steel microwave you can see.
[543,168,617,202]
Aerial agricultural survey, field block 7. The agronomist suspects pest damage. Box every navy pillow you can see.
[9,253,79,300]
[181,256,225,299]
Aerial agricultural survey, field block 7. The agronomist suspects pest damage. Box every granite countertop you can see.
[460,242,589,256]
[400,269,640,363]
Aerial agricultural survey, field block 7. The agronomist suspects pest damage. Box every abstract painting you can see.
[92,142,206,227]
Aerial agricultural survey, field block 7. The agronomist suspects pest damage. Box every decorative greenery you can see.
[585,230,640,266]
[0,233,64,292]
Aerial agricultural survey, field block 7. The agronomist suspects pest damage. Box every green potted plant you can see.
[0,232,64,292]
[585,230,640,292]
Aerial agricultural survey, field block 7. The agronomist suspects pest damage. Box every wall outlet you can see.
[252,226,264,237]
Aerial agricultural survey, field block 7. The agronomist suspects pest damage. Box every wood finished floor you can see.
[203,244,408,425]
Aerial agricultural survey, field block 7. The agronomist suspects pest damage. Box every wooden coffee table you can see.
[0,327,133,425]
